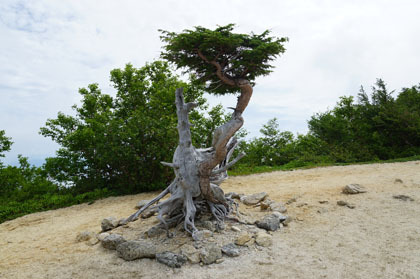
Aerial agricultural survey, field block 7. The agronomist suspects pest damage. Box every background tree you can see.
[41,61,226,195]
[125,24,288,236]
[238,118,295,166]
[0,130,13,167]
[308,79,420,161]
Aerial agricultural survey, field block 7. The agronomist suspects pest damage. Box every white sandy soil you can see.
[1,161,420,279]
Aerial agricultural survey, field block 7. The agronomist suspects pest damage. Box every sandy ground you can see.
[1,161,420,279]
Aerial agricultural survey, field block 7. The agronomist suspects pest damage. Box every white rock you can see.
[101,217,119,231]
[255,232,273,247]
[342,184,367,194]
[240,192,268,205]
[231,226,241,232]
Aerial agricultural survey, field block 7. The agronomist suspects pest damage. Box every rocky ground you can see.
[1,161,420,279]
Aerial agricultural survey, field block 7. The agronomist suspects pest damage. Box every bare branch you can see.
[185,102,198,112]
[212,152,245,175]
[125,181,174,222]
[161,161,179,169]
[197,49,235,87]
[175,88,193,148]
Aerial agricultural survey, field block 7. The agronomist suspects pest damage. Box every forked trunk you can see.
[125,83,251,237]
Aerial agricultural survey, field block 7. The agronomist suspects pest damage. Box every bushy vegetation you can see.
[0,61,231,223]
[235,79,420,169]
[1,72,419,224]
[40,61,230,195]
[0,142,110,223]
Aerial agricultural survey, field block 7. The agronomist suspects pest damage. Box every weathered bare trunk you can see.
[125,77,251,238]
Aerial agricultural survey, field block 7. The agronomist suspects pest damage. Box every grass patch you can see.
[229,155,420,176]
[0,188,112,224]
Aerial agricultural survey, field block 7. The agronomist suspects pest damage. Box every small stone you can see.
[221,243,241,257]
[180,244,200,264]
[337,200,348,206]
[255,232,273,247]
[247,226,266,234]
[240,192,268,205]
[97,232,110,242]
[394,178,403,184]
[156,251,187,268]
[260,203,270,211]
[88,237,99,246]
[296,202,307,208]
[286,197,297,204]
[281,216,292,226]
[319,200,329,204]
[231,226,241,232]
[199,244,222,265]
[235,232,252,246]
[243,216,257,225]
[76,231,95,242]
[260,199,274,210]
[215,258,224,264]
[146,226,166,238]
[256,213,284,231]
[134,200,150,209]
[247,238,256,246]
[393,195,414,201]
[117,240,159,261]
[342,184,367,194]
[337,200,355,209]
[141,209,156,219]
[296,216,304,221]
[101,234,126,250]
[317,208,328,214]
[192,230,213,241]
[226,192,242,199]
[118,218,128,226]
[271,211,287,220]
[101,217,119,231]
[269,202,287,213]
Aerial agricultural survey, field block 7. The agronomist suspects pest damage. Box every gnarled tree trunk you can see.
[125,63,252,239]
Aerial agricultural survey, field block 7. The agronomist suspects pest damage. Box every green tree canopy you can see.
[40,61,229,194]
[160,24,288,95]
[0,130,13,168]
[0,130,12,159]
[308,79,420,161]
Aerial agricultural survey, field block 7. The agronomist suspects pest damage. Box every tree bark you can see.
[124,73,252,238]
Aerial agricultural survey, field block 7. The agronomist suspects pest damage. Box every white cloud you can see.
[1,0,419,165]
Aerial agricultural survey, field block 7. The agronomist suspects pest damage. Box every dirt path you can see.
[1,161,420,279]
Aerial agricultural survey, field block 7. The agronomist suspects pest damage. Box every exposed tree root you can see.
[124,86,249,237]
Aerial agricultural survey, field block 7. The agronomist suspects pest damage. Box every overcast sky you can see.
[1,0,419,166]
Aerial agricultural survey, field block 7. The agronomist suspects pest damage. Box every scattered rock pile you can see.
[92,191,291,268]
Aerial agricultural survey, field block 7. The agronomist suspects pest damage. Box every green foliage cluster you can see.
[0,62,233,223]
[308,79,420,161]
[235,79,420,169]
[0,130,13,166]
[0,142,111,223]
[40,61,229,195]
[160,24,288,94]
[237,118,331,169]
